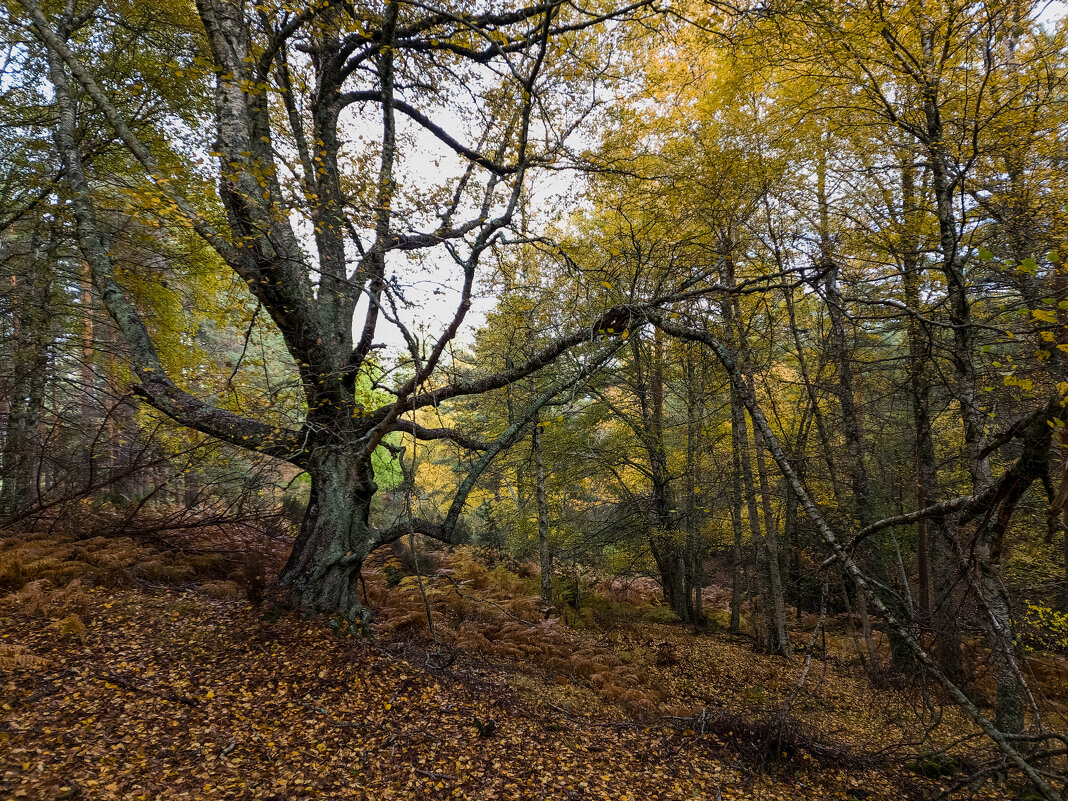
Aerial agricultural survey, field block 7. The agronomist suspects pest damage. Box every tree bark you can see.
[533,413,553,607]
[0,224,52,517]
[729,408,745,633]
[281,436,378,624]
[817,146,911,671]
[629,331,691,623]
[724,295,788,654]
[684,344,705,624]
[753,419,791,655]
[920,48,1022,728]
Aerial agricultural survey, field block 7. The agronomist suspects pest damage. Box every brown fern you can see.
[0,643,51,670]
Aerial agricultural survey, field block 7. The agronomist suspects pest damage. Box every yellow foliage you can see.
[1021,602,1068,653]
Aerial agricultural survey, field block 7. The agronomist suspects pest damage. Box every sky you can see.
[1040,0,1068,24]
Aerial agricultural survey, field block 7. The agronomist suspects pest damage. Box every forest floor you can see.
[0,529,1065,800]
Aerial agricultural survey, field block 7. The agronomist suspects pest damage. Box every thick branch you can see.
[374,517,445,549]
[381,308,638,417]
[393,420,489,451]
[35,5,306,466]
[134,378,305,464]
[822,396,1066,565]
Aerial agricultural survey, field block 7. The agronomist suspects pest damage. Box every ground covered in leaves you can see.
[0,530,1061,800]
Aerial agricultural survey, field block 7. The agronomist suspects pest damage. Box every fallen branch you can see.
[92,672,198,706]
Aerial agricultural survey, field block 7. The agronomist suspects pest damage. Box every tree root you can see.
[281,554,371,633]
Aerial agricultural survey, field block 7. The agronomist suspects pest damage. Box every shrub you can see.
[905,750,959,778]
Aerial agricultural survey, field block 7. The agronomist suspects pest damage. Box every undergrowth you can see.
[3,530,1066,795]
[362,547,669,717]
[0,526,279,651]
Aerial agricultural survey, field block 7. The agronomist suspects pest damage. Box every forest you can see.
[2,0,1068,798]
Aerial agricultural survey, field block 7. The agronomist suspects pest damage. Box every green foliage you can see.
[904,750,959,779]
[556,574,580,609]
[349,360,403,491]
[642,605,681,625]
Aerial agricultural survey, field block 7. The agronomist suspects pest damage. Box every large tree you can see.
[16,0,662,621]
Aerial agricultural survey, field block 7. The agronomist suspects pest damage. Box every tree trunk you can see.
[979,552,1025,734]
[1063,446,1068,610]
[922,61,1022,724]
[782,408,809,617]
[900,150,965,677]
[730,378,783,652]
[819,198,910,670]
[281,442,378,624]
[629,331,693,623]
[685,345,705,625]
[723,284,788,655]
[1063,501,1068,613]
[729,416,745,632]
[533,414,553,607]
[753,423,791,655]
[0,230,51,517]
[79,260,97,489]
